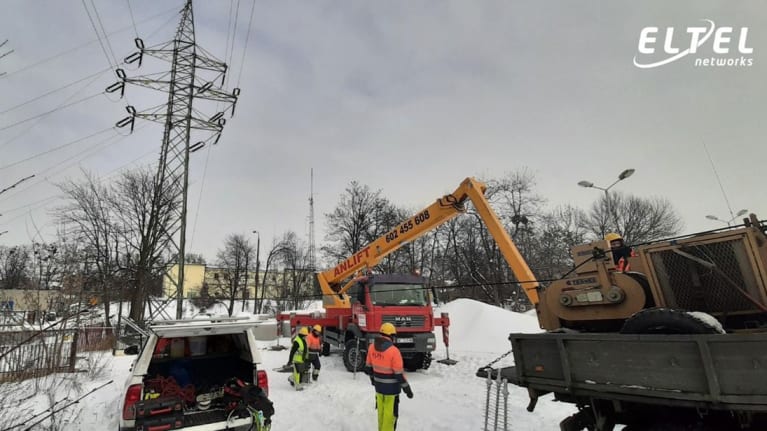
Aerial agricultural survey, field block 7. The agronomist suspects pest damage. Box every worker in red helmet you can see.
[365,322,413,431]
[605,232,636,272]
[306,324,323,382]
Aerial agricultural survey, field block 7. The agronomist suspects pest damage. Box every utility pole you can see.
[252,230,260,314]
[109,0,239,319]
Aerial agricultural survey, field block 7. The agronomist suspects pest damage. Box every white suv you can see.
[118,317,272,431]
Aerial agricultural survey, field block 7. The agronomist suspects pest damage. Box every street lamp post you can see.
[705,209,748,227]
[578,168,635,233]
[252,230,260,314]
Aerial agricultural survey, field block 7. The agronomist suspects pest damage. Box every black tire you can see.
[403,353,422,372]
[321,341,330,356]
[342,339,366,372]
[620,308,724,335]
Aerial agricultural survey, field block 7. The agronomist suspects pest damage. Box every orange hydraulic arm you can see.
[318,177,540,309]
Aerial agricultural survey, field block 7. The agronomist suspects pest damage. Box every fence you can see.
[0,326,116,382]
[482,369,510,431]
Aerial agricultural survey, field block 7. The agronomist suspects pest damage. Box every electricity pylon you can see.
[108,0,239,319]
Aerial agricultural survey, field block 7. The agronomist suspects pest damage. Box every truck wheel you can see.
[342,339,366,372]
[321,341,331,356]
[403,352,432,371]
[620,308,724,334]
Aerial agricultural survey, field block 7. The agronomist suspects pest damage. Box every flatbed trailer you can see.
[480,331,767,430]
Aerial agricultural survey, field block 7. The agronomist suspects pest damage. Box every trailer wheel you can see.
[620,308,724,334]
[342,339,366,372]
[321,341,330,356]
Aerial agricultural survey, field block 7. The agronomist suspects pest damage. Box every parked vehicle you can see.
[277,177,536,372]
[478,214,767,430]
[118,316,273,431]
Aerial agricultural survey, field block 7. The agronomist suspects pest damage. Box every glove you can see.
[403,386,413,399]
[369,375,375,386]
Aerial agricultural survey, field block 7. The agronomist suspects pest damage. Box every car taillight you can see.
[122,384,142,420]
[257,369,269,396]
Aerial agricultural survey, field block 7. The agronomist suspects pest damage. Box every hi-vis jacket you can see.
[289,335,308,364]
[306,332,322,356]
[365,335,411,396]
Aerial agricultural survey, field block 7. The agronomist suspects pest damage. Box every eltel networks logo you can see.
[633,20,754,69]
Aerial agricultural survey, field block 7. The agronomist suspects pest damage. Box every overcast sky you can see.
[0,0,765,264]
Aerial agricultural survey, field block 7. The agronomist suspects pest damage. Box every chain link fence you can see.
[0,325,116,382]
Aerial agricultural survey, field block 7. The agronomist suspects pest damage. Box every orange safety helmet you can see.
[379,322,397,336]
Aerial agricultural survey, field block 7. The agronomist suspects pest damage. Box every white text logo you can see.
[633,20,754,68]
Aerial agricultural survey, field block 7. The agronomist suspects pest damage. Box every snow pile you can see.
[437,298,543,355]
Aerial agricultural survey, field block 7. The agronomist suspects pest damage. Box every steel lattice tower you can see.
[308,168,316,272]
[109,0,239,319]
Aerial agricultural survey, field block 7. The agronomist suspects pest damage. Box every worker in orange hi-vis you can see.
[306,324,323,382]
[605,232,637,272]
[365,323,413,431]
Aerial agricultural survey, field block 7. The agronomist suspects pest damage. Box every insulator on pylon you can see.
[189,141,205,153]
[209,112,224,123]
[230,88,240,116]
[115,105,136,132]
[198,81,213,94]
[105,69,128,97]
[125,38,145,66]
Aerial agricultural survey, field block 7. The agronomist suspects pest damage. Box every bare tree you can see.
[216,234,254,316]
[322,181,399,264]
[581,193,684,244]
[0,246,31,290]
[274,231,313,310]
[57,172,120,326]
[109,167,177,323]
[528,205,589,282]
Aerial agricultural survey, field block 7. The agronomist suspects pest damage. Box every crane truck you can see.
[477,213,767,430]
[276,177,538,372]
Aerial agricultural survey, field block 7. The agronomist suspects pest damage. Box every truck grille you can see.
[381,315,426,328]
[648,236,760,313]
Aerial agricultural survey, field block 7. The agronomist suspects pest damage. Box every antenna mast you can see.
[308,168,316,271]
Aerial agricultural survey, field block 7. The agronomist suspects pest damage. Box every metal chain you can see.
[482,348,514,370]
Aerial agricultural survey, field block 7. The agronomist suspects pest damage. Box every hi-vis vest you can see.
[292,336,307,364]
[307,333,321,354]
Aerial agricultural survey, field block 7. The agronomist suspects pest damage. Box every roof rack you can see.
[147,316,252,327]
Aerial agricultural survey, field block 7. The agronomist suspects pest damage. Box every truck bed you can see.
[486,332,767,412]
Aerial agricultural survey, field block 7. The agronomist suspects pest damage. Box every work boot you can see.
[312,371,319,382]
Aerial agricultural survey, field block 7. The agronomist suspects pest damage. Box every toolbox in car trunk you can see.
[134,396,183,419]
[135,411,184,431]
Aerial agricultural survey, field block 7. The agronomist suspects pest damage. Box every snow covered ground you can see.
[1,298,578,430]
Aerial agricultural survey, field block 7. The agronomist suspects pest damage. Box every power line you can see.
[0,92,103,132]
[125,0,139,38]
[0,127,114,170]
[0,131,156,222]
[226,0,241,87]
[0,129,124,204]
[0,5,179,80]
[89,0,120,67]
[236,0,256,88]
[80,0,117,71]
[0,67,111,115]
